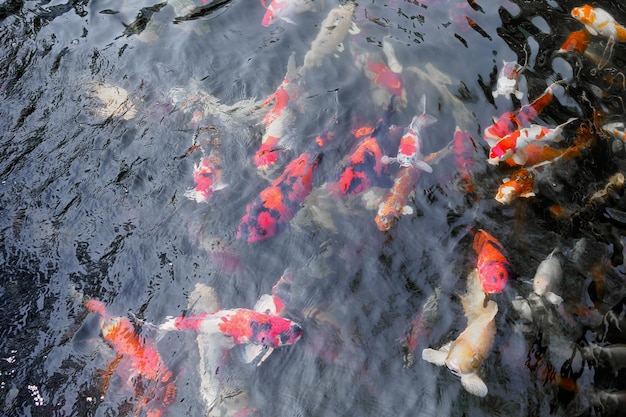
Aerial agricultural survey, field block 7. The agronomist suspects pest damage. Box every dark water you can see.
[2,0,626,416]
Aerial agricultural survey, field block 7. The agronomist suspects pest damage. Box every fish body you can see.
[488,118,577,166]
[375,166,421,232]
[484,82,561,144]
[86,299,176,417]
[580,343,626,371]
[492,60,524,100]
[184,152,227,203]
[473,229,513,294]
[302,4,356,69]
[558,29,591,54]
[256,53,300,170]
[383,95,436,171]
[571,5,626,42]
[261,0,317,26]
[452,127,476,193]
[422,269,498,397]
[495,168,535,204]
[533,249,563,305]
[352,43,406,106]
[160,308,303,348]
[401,289,440,368]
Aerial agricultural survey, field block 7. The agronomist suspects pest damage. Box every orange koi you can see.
[558,29,591,54]
[240,129,335,242]
[374,166,420,232]
[484,81,561,144]
[86,299,176,417]
[472,229,513,294]
[160,308,303,348]
[495,168,535,204]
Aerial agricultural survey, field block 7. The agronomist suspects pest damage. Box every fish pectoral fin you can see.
[544,291,564,306]
[401,205,414,215]
[514,90,524,100]
[281,17,297,25]
[349,22,361,35]
[585,24,598,36]
[414,160,433,173]
[460,373,488,397]
[511,151,528,166]
[520,191,535,198]
[253,294,277,315]
[214,182,228,191]
[242,344,266,364]
[422,348,448,366]
[336,42,345,53]
[380,155,394,164]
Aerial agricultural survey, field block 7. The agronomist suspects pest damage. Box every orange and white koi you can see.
[86,299,176,417]
[488,118,578,166]
[256,53,300,170]
[239,129,335,242]
[571,5,626,67]
[159,308,303,349]
[492,60,525,100]
[495,168,535,204]
[382,95,436,171]
[484,81,562,144]
[422,269,498,397]
[473,229,513,294]
[374,166,420,232]
[260,0,317,27]
[452,127,477,193]
[558,29,591,54]
[184,151,227,203]
[302,4,358,70]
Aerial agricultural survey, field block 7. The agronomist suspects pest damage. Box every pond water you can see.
[2,0,626,416]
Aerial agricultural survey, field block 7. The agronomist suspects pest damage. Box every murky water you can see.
[2,0,626,416]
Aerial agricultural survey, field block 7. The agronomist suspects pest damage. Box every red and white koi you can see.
[484,81,563,144]
[160,308,303,349]
[256,53,300,170]
[488,117,578,166]
[86,299,176,417]
[382,95,436,171]
[422,269,498,397]
[495,168,535,204]
[260,0,317,27]
[184,151,227,203]
[492,60,525,100]
[302,4,359,70]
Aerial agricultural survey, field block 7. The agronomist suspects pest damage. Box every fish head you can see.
[571,5,594,25]
[446,341,482,375]
[495,182,521,204]
[85,299,106,316]
[478,261,511,293]
[249,316,303,347]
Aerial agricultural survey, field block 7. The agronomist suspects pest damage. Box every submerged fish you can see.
[532,248,563,305]
[261,0,317,27]
[382,95,436,172]
[492,60,525,100]
[184,151,228,203]
[86,82,138,121]
[495,168,535,204]
[422,269,498,397]
[473,229,513,294]
[86,299,176,417]
[302,4,358,70]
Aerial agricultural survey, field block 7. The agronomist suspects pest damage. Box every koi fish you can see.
[159,308,303,349]
[488,118,578,166]
[422,269,498,397]
[495,168,535,204]
[256,53,300,170]
[86,299,176,417]
[261,0,317,27]
[239,129,334,242]
[328,101,395,196]
[571,5,626,67]
[603,121,626,141]
[492,60,525,100]
[558,29,591,54]
[382,95,436,171]
[532,248,563,306]
[374,166,420,232]
[401,289,440,369]
[473,229,513,294]
[184,152,227,203]
[484,81,562,144]
[452,127,476,193]
[302,4,359,70]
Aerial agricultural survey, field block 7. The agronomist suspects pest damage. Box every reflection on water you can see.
[2,0,626,416]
